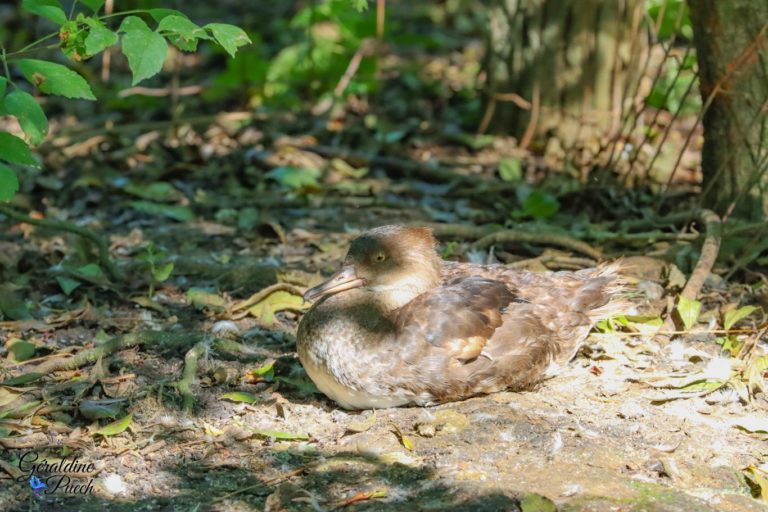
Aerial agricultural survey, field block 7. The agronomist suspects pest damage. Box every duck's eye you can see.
[374,252,386,262]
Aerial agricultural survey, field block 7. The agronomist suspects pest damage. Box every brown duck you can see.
[297,225,627,409]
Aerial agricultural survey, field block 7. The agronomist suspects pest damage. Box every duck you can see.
[297,225,628,409]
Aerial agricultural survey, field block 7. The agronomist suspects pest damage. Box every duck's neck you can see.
[368,259,442,312]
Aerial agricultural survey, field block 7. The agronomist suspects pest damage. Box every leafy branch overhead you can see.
[0,0,251,202]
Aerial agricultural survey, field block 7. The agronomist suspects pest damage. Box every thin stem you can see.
[0,45,13,86]
[99,9,149,21]
[6,32,60,57]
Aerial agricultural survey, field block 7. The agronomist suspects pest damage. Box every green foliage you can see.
[676,295,701,331]
[646,53,700,115]
[136,243,175,299]
[646,0,693,40]
[205,0,377,106]
[514,185,561,220]
[0,2,251,203]
[498,157,523,182]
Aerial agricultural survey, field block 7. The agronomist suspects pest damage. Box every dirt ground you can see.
[1,218,767,512]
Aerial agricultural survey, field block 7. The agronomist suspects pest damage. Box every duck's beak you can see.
[303,265,366,301]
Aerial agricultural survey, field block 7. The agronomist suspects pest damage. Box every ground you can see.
[1,213,767,511]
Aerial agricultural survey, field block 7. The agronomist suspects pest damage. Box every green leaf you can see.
[250,361,275,382]
[724,305,759,331]
[252,428,309,441]
[17,59,96,100]
[56,276,81,296]
[152,262,174,282]
[186,288,225,309]
[0,285,32,319]
[84,18,118,55]
[76,262,104,278]
[3,90,48,144]
[0,76,8,98]
[117,15,151,33]
[221,392,259,404]
[9,340,36,362]
[157,15,208,52]
[148,8,188,22]
[205,23,252,58]
[94,413,132,436]
[130,200,194,221]
[521,493,557,512]
[267,166,321,190]
[522,189,560,219]
[79,0,105,12]
[0,164,19,201]
[22,0,67,25]
[499,157,522,182]
[0,132,37,166]
[121,28,169,85]
[676,296,702,331]
[0,373,45,386]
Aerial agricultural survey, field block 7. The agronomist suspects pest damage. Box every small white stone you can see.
[102,473,128,495]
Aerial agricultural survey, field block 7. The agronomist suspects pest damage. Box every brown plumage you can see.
[297,225,628,409]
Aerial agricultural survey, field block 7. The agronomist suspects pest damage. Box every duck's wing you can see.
[391,276,560,402]
[394,276,521,362]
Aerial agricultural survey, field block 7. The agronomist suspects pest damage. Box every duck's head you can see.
[304,225,442,309]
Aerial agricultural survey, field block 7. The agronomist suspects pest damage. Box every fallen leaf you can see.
[247,290,304,325]
[390,423,414,451]
[676,296,701,331]
[221,391,259,404]
[93,414,132,437]
[252,429,309,441]
[724,305,760,331]
[346,411,377,433]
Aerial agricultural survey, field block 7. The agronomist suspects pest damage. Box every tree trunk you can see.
[484,0,647,148]
[688,0,768,220]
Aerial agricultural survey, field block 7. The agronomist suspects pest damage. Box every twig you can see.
[473,230,603,260]
[617,210,700,231]
[417,222,499,240]
[118,85,203,98]
[519,81,539,150]
[654,210,722,345]
[178,341,209,412]
[0,204,123,281]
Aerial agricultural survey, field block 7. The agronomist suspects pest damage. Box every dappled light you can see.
[0,0,767,510]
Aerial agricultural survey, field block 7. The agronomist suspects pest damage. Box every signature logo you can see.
[29,475,47,497]
[12,452,96,497]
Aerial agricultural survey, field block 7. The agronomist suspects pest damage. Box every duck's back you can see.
[390,262,627,401]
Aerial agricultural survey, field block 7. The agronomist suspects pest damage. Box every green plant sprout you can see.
[136,242,174,300]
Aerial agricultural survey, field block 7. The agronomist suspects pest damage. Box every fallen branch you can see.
[28,331,204,374]
[0,204,123,281]
[654,209,722,345]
